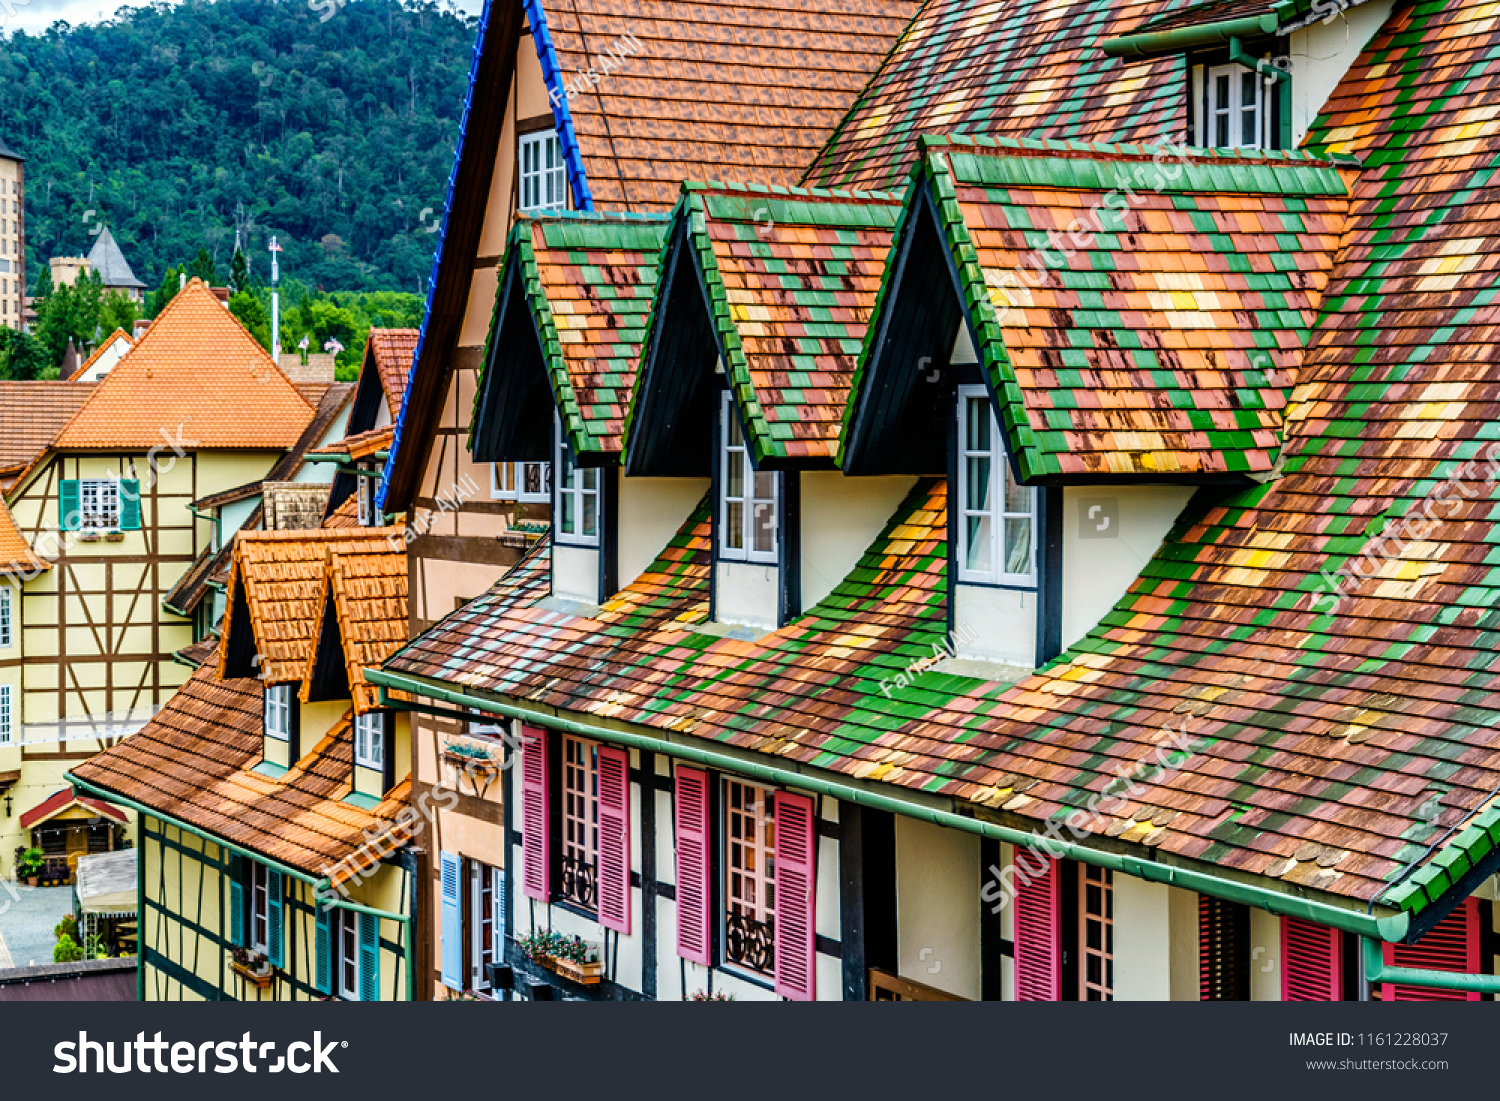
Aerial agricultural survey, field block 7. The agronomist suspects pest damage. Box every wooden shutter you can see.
[314,904,333,995]
[1382,897,1481,1001]
[674,766,712,964]
[1199,895,1250,1000]
[266,869,285,968]
[119,480,141,530]
[359,912,380,1001]
[59,479,80,532]
[1281,916,1342,1001]
[1013,852,1062,1001]
[439,851,463,990]
[227,854,245,947]
[773,790,817,1001]
[596,745,632,933]
[520,725,550,901]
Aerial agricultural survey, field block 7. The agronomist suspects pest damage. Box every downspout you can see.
[70,774,415,1001]
[1360,937,1500,995]
[1227,37,1294,150]
[186,504,220,553]
[369,668,1411,943]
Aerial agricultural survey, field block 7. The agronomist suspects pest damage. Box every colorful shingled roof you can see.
[71,658,410,877]
[540,0,921,210]
[303,544,408,713]
[854,137,1352,480]
[627,182,902,466]
[364,329,417,418]
[802,0,1182,191]
[54,279,314,452]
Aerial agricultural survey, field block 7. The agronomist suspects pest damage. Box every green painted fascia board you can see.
[537,216,669,253]
[700,191,902,231]
[946,147,1347,197]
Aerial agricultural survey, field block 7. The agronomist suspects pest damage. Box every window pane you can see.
[752,502,776,554]
[1004,471,1029,514]
[965,514,992,572]
[1215,111,1229,148]
[966,454,992,512]
[726,450,745,500]
[726,502,745,549]
[1004,518,1032,576]
[965,397,990,452]
[726,407,744,448]
[582,493,597,537]
[1241,73,1259,146]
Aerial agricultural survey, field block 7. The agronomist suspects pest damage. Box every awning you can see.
[19,790,129,830]
[75,849,137,916]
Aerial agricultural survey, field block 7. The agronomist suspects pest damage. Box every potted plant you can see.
[548,934,603,985]
[230,946,275,989]
[54,934,84,964]
[17,847,43,887]
[516,929,558,968]
[689,990,736,1001]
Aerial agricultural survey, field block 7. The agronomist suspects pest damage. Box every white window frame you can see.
[356,477,374,527]
[1198,61,1269,150]
[489,461,551,503]
[337,909,360,1000]
[956,384,1037,587]
[264,683,292,741]
[0,684,11,745]
[250,862,271,954]
[554,416,600,547]
[354,711,385,771]
[470,861,504,996]
[519,130,567,213]
[79,478,121,533]
[0,584,12,649]
[718,392,779,565]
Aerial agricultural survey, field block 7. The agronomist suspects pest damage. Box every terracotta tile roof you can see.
[305,544,408,713]
[801,0,1182,191]
[71,658,411,876]
[323,495,362,529]
[0,381,94,486]
[544,0,921,211]
[0,495,45,575]
[484,212,670,458]
[54,279,314,451]
[310,424,394,461]
[174,637,219,670]
[859,138,1353,480]
[163,545,218,616]
[364,329,417,418]
[220,528,403,686]
[66,328,133,381]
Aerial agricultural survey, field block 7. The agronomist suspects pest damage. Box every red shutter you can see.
[596,746,632,933]
[773,790,817,1001]
[1013,852,1062,1001]
[674,766,711,965]
[520,725,550,901]
[1281,916,1342,1001]
[1382,897,1480,1001]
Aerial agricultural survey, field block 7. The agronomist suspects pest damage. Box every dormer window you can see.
[519,130,566,213]
[490,462,551,503]
[354,711,385,771]
[1194,61,1274,149]
[264,684,292,741]
[719,392,779,564]
[356,477,375,527]
[554,423,600,547]
[957,385,1035,586]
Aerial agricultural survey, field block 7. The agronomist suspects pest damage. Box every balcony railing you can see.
[725,911,774,974]
[559,854,596,911]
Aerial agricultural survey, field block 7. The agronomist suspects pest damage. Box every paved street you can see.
[0,884,74,970]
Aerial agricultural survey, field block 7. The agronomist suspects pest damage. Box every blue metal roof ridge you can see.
[523,0,595,214]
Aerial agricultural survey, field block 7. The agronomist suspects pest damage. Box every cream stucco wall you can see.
[553,543,600,604]
[895,816,982,1000]
[1287,0,1396,145]
[616,473,708,590]
[715,559,778,631]
[1111,875,1200,1001]
[799,473,917,612]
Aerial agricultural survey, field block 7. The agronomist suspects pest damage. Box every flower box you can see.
[231,959,274,990]
[550,957,603,985]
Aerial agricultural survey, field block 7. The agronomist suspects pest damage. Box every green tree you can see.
[32,271,104,370]
[0,328,49,380]
[228,290,272,351]
[146,266,186,319]
[229,246,251,295]
[186,247,218,286]
[98,290,141,338]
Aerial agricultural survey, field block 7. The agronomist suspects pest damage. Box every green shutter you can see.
[227,854,245,947]
[267,869,284,968]
[59,480,80,532]
[119,480,141,530]
[359,912,380,1001]
[314,905,333,995]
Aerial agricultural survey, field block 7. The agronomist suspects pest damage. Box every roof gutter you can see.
[370,667,1412,943]
[1101,12,1278,57]
[1360,936,1500,995]
[68,773,415,1000]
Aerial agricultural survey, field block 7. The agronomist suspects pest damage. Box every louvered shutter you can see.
[266,869,284,968]
[119,480,141,530]
[674,766,711,965]
[1013,852,1062,1001]
[314,905,333,995]
[495,869,507,960]
[773,791,817,1001]
[1281,917,1342,1001]
[59,480,80,532]
[1382,897,1480,1001]
[596,746,632,933]
[520,726,550,900]
[1199,895,1250,1000]
[227,854,246,947]
[359,912,380,1001]
[439,851,463,990]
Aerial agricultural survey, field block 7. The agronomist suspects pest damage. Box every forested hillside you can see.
[0,0,474,296]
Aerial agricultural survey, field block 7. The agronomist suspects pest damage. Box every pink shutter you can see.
[1382,897,1480,1001]
[596,746,632,933]
[1013,852,1062,1001]
[773,791,817,1001]
[520,725,550,901]
[1281,917,1342,1001]
[674,766,711,964]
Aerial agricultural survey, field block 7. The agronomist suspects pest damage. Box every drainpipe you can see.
[1101,13,1279,57]
[1227,37,1294,150]
[1360,936,1500,995]
[186,504,220,553]
[369,668,1411,943]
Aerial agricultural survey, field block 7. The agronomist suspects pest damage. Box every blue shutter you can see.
[359,912,380,1001]
[314,904,333,995]
[266,869,284,968]
[496,869,507,957]
[439,851,463,991]
[59,480,80,532]
[227,854,245,947]
[119,480,141,530]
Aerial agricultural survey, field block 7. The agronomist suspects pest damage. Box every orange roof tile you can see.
[54,279,314,451]
[67,328,133,381]
[309,424,394,461]
[303,544,408,713]
[0,495,45,575]
[0,381,94,486]
[364,329,417,418]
